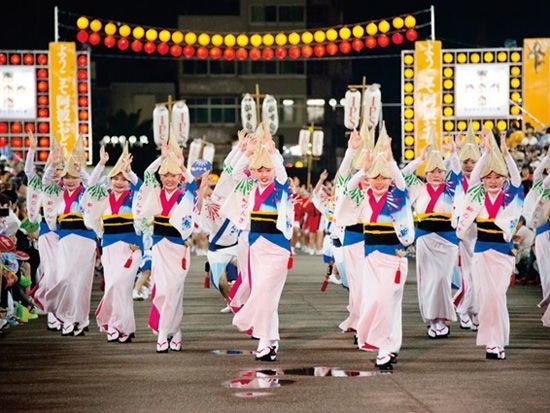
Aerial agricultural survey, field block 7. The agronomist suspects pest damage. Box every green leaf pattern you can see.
[235,178,254,195]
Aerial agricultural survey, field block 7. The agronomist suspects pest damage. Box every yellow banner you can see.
[414,40,442,170]
[49,42,78,156]
[523,38,550,129]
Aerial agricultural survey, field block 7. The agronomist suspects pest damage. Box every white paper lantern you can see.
[171,100,190,147]
[312,130,324,157]
[298,129,310,156]
[187,138,202,170]
[153,104,169,146]
[202,143,215,164]
[343,89,361,130]
[362,84,382,129]
[262,94,279,135]
[241,94,257,133]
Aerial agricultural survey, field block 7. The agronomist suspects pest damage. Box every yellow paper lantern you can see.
[224,34,236,47]
[172,31,184,44]
[105,22,117,35]
[511,92,521,102]
[263,33,274,47]
[339,27,351,40]
[133,26,145,40]
[185,32,197,45]
[288,32,300,45]
[404,82,414,93]
[457,53,467,63]
[443,67,453,77]
[404,54,414,65]
[159,30,171,43]
[404,68,414,79]
[313,30,325,43]
[472,121,480,131]
[511,66,521,76]
[497,120,507,131]
[366,22,378,36]
[250,33,262,47]
[510,106,520,115]
[497,51,507,62]
[404,136,414,146]
[378,20,390,33]
[237,34,249,47]
[405,149,415,160]
[275,33,287,46]
[90,19,102,32]
[393,17,404,29]
[146,28,158,42]
[404,108,414,119]
[301,31,313,44]
[352,25,364,38]
[404,15,416,28]
[404,121,414,132]
[458,121,467,131]
[470,53,480,63]
[443,79,453,89]
[211,34,223,47]
[404,95,414,105]
[444,121,454,131]
[443,53,453,63]
[295,160,304,168]
[326,28,338,41]
[443,107,453,117]
[198,33,210,46]
[77,16,89,30]
[119,24,131,37]
[484,120,494,130]
[443,94,453,104]
[511,52,521,62]
[510,78,520,88]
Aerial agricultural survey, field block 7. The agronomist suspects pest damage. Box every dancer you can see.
[456,130,524,360]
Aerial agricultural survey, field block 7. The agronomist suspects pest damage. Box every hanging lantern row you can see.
[76,29,418,59]
[75,14,418,56]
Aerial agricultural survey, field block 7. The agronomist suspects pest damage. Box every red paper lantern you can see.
[262,47,274,60]
[365,36,377,49]
[288,45,300,59]
[157,42,169,55]
[89,32,101,46]
[79,124,89,134]
[196,46,209,59]
[36,68,48,79]
[0,123,7,133]
[249,47,261,60]
[78,82,88,93]
[0,137,7,147]
[38,108,49,118]
[377,34,390,48]
[117,38,130,51]
[326,42,338,55]
[224,47,236,60]
[24,123,34,133]
[23,54,34,65]
[77,55,87,66]
[183,45,195,58]
[236,48,248,61]
[405,29,417,42]
[391,32,404,45]
[352,38,364,52]
[275,46,287,59]
[11,122,22,133]
[210,46,222,59]
[0,53,6,64]
[37,54,48,65]
[301,45,313,58]
[78,96,88,106]
[10,54,21,65]
[339,40,351,54]
[11,137,23,147]
[38,122,49,133]
[170,44,182,57]
[38,96,48,106]
[77,70,87,80]
[144,41,156,54]
[79,110,88,121]
[37,81,48,92]
[38,151,49,162]
[76,30,89,43]
[38,137,50,147]
[131,40,143,53]
[313,44,325,57]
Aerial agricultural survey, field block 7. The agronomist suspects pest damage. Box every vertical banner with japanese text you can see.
[49,42,77,155]
[523,38,550,129]
[414,40,442,173]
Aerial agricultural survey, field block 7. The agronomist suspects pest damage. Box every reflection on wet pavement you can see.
[212,349,254,356]
[239,366,388,377]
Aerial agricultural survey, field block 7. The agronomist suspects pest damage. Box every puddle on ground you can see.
[223,377,296,389]
[234,391,273,398]
[212,349,254,356]
[240,366,390,377]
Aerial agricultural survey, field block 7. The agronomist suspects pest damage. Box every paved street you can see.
[1,254,549,413]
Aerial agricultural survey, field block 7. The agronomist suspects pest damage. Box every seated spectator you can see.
[512,216,535,283]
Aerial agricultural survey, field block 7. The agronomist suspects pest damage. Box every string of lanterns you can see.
[74,13,420,60]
